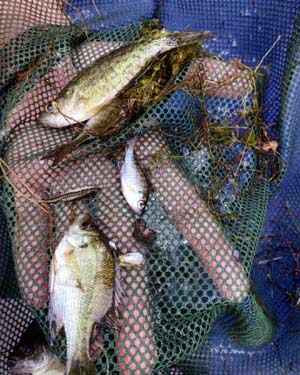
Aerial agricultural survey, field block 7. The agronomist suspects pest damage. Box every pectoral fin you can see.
[42,132,93,166]
[49,314,64,345]
[117,252,144,269]
[113,262,123,311]
[100,308,121,332]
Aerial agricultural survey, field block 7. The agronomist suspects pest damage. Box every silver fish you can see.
[120,137,149,215]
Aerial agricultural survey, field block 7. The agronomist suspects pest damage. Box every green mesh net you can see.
[0,1,299,374]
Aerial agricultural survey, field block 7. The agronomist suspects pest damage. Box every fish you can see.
[42,97,137,165]
[41,186,99,204]
[118,251,144,267]
[9,345,65,375]
[41,31,213,165]
[49,214,120,375]
[38,29,213,128]
[120,137,149,215]
[49,214,143,375]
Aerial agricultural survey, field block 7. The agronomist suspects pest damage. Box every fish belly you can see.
[50,243,115,373]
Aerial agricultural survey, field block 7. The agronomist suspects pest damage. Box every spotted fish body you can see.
[120,137,149,215]
[49,214,116,375]
[38,30,213,128]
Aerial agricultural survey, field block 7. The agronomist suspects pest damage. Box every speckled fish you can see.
[38,29,213,128]
[120,137,149,215]
[49,214,121,375]
[9,345,65,375]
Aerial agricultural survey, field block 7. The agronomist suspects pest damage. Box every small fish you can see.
[41,186,99,204]
[9,345,65,375]
[49,214,119,375]
[120,137,149,215]
[118,251,144,267]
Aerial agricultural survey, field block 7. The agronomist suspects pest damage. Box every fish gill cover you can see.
[0,1,300,375]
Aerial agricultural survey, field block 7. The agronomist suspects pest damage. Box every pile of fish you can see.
[10,25,213,374]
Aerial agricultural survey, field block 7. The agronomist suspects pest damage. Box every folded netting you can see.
[1,1,300,375]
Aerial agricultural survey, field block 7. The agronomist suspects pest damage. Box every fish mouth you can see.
[76,214,97,232]
[36,113,59,128]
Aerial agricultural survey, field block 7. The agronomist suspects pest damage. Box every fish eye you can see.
[138,200,145,210]
[80,220,91,230]
[19,345,33,356]
[45,101,57,113]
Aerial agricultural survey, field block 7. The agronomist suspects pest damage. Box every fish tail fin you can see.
[68,359,98,375]
[42,142,77,166]
[126,136,137,150]
[42,133,91,166]
[172,30,215,46]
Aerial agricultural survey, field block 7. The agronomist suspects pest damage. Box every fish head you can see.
[37,99,75,128]
[66,214,100,249]
[132,198,147,216]
[37,87,87,129]
[9,345,51,374]
[73,214,98,234]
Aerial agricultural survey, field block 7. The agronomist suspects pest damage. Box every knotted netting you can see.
[1,1,300,374]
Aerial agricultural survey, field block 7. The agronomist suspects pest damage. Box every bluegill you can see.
[49,214,143,375]
[9,345,65,375]
[49,214,118,375]
[120,137,149,216]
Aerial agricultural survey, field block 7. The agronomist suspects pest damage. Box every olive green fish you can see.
[39,29,213,128]
[43,97,134,165]
[9,345,65,375]
[49,214,143,375]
